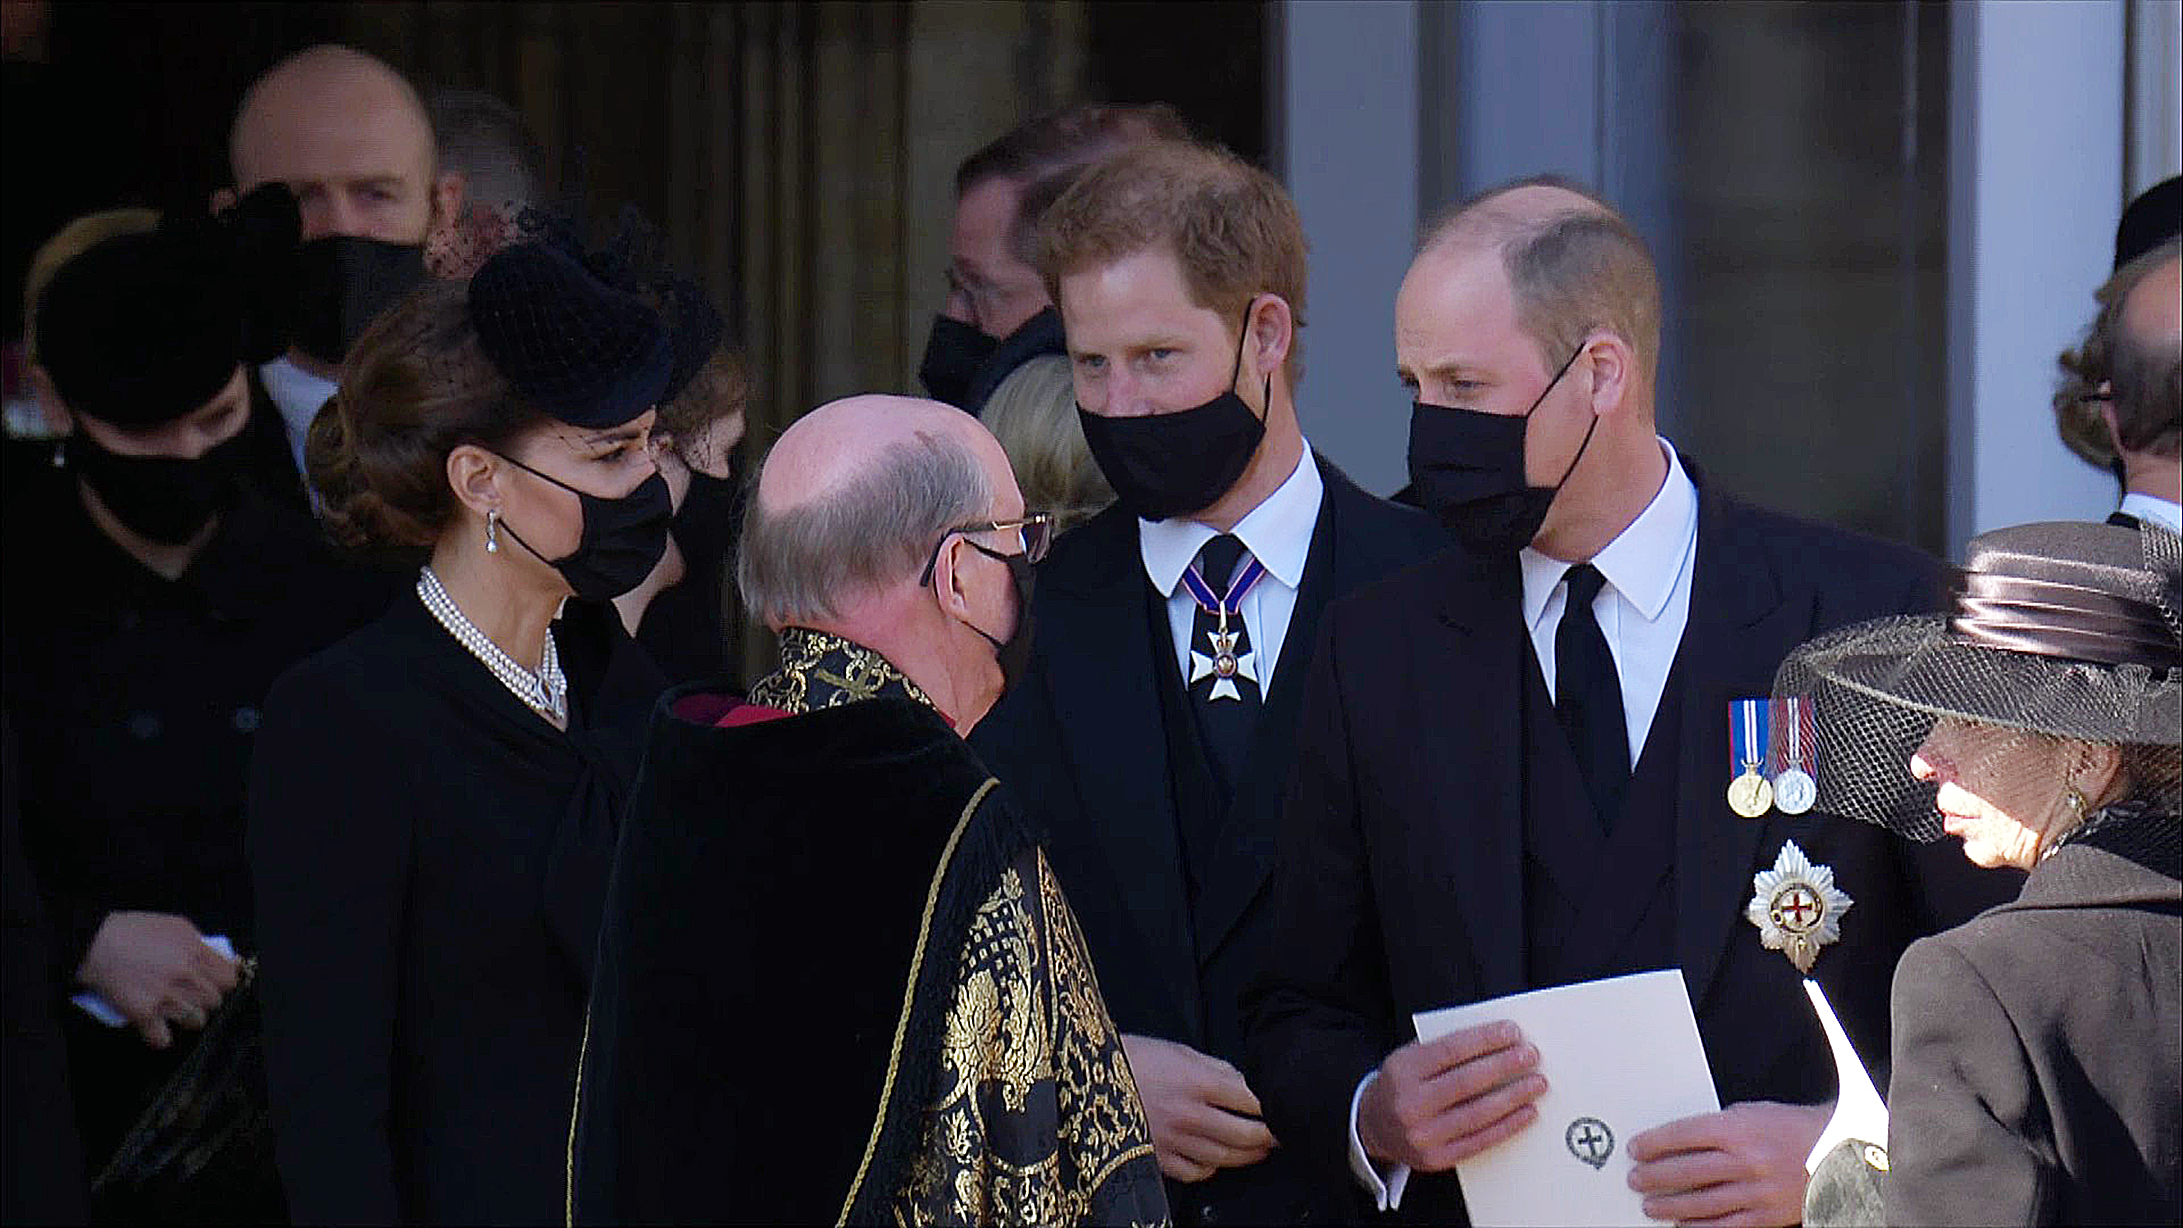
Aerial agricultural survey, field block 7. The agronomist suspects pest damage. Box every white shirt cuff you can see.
[1347,1070,1412,1211]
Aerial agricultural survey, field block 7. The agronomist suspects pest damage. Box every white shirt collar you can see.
[258,355,339,442]
[1139,446,1324,595]
[1520,440,1696,628]
[2119,491,2181,532]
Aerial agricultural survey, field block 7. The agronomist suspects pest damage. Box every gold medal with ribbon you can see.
[1726,698,1773,818]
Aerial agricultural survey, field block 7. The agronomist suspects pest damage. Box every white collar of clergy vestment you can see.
[1139,444,1324,697]
[1518,438,1698,764]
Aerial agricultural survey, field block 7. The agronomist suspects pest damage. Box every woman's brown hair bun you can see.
[308,279,544,566]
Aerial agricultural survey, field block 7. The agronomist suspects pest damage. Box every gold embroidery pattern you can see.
[891,849,1165,1227]
[751,628,935,714]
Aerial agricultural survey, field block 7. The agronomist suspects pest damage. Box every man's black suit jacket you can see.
[971,458,1446,1225]
[1242,475,2022,1223]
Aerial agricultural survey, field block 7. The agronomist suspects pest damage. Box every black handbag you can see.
[89,958,287,1225]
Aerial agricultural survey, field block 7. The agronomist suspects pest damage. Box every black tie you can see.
[1555,563,1630,828]
[1187,534,1262,805]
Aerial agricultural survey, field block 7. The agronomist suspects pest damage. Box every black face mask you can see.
[290,236,428,366]
[961,541,1037,695]
[918,314,1000,410]
[68,426,248,545]
[1077,313,1267,522]
[1407,346,1593,556]
[494,455,674,600]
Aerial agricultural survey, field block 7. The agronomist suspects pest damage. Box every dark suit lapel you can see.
[1432,552,1531,997]
[1674,484,1809,1008]
[1192,481,1341,962]
[1038,513,1203,1031]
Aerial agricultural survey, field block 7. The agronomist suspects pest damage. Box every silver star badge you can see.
[1746,840,1853,974]
[1188,627,1258,702]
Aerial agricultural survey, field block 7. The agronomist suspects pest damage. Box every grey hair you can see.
[737,428,995,627]
[426,87,545,212]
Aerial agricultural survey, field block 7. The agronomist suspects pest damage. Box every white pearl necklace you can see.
[416,567,568,725]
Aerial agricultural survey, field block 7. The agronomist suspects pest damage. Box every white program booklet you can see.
[1412,969,1720,1228]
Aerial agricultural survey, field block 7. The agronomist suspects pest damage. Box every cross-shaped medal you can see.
[1189,622,1259,702]
[1180,548,1269,704]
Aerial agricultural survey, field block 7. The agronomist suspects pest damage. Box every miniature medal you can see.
[1772,697,1817,815]
[1726,699,1774,818]
[1746,840,1853,973]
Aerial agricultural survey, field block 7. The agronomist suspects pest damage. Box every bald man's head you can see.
[230,45,449,243]
[740,396,1021,628]
[1415,175,1660,372]
[2109,245,2182,461]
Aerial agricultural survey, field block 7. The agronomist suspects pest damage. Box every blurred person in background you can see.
[247,242,673,1224]
[2054,176,2180,528]
[4,193,382,1221]
[226,44,457,495]
[2055,236,2181,532]
[423,86,546,280]
[6,207,159,496]
[919,102,1188,414]
[980,352,1113,535]
[611,274,752,684]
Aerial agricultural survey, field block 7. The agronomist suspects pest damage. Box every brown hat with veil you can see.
[1773,520,2180,848]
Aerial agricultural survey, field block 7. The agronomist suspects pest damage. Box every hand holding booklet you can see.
[1412,969,1718,1227]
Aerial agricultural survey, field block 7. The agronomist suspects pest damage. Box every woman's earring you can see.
[50,439,66,469]
[485,509,500,553]
[2062,785,2088,816]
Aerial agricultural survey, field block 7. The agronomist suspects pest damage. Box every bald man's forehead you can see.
[761,396,994,505]
[232,53,436,185]
[235,105,433,183]
[2123,256,2182,338]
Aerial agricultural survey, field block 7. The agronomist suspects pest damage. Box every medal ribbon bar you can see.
[1179,556,1269,633]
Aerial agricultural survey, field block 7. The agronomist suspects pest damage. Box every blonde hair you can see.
[981,354,1113,534]
[23,208,161,362]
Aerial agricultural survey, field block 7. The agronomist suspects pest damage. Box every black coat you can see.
[970,458,1446,1225]
[2,711,87,1225]
[1885,830,2181,1226]
[1241,477,2022,1223]
[247,591,665,1225]
[2,471,384,1171]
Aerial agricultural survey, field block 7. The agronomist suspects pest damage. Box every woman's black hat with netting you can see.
[1774,520,2180,843]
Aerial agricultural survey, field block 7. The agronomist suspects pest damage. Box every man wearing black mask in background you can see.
[224,44,459,503]
[1243,178,2016,1227]
[918,102,1187,414]
[968,139,1443,1226]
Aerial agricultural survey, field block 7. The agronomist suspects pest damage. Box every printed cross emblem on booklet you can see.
[1183,549,1268,703]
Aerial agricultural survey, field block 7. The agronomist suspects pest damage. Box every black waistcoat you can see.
[1520,642,1682,989]
[1147,577,1230,908]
